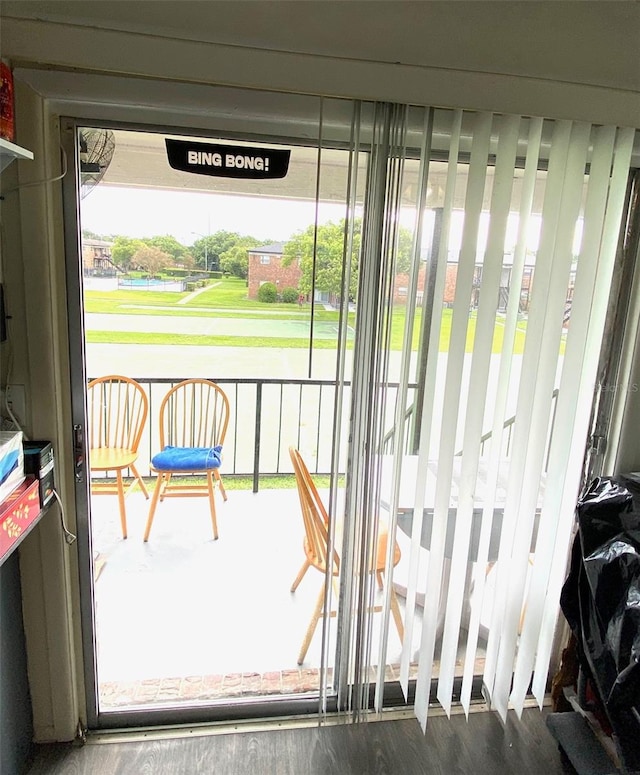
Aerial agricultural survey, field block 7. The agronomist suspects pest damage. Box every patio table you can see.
[378,455,545,627]
[379,455,544,561]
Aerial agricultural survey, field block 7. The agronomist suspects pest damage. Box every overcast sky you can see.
[80,184,349,245]
[80,183,577,258]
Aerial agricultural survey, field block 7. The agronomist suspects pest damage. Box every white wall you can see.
[1,0,640,124]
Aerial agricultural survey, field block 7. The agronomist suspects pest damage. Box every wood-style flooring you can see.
[27,708,574,775]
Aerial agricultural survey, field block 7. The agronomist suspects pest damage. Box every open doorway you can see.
[65,113,408,726]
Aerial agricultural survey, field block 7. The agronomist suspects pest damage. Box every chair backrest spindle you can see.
[159,379,230,451]
[290,447,340,576]
[87,375,148,453]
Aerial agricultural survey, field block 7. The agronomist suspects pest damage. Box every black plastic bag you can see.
[561,476,640,714]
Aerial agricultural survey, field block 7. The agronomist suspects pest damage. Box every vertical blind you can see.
[331,103,636,728]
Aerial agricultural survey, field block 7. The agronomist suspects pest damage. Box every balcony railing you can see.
[89,376,557,492]
[88,377,422,492]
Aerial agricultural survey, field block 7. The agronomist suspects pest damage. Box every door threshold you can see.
[83,696,550,744]
[85,712,349,744]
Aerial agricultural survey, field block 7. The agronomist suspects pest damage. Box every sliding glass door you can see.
[62,94,368,728]
[62,81,637,729]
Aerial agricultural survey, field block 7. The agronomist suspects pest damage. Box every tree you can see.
[220,236,262,279]
[82,229,108,241]
[190,231,244,271]
[282,220,360,299]
[394,224,416,276]
[145,235,189,265]
[111,236,147,271]
[181,253,196,271]
[133,245,171,275]
[282,218,415,299]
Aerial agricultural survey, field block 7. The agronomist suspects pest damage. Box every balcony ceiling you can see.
[8,1,633,205]
[96,129,358,202]
[89,128,507,211]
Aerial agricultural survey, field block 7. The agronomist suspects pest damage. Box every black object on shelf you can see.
[553,475,640,775]
[22,440,55,508]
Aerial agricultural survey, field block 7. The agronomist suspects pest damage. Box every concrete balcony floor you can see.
[89,483,483,711]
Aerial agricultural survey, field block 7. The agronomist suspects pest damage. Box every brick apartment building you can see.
[247,241,535,311]
[246,242,301,300]
[82,238,116,276]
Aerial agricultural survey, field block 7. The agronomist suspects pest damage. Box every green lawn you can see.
[84,277,534,353]
[85,289,192,312]
[85,278,343,321]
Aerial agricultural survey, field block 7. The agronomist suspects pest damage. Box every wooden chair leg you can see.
[390,587,405,642]
[130,462,149,500]
[291,559,311,592]
[214,468,227,502]
[116,470,127,539]
[376,570,384,590]
[206,470,218,540]
[298,583,326,666]
[518,555,536,634]
[160,473,172,502]
[143,473,164,541]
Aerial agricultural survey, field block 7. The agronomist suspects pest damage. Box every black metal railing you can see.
[89,376,421,492]
[91,376,559,491]
[383,388,560,464]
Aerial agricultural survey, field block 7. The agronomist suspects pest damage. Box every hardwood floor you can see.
[27,708,574,775]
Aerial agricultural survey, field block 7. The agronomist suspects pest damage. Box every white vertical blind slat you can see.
[436,114,521,714]
[338,102,392,715]
[399,110,463,695]
[374,106,414,712]
[321,100,365,717]
[414,111,493,729]
[459,117,545,714]
[339,97,634,730]
[530,126,636,704]
[361,106,405,714]
[377,108,434,706]
[491,122,592,720]
[482,119,574,708]
[509,124,617,713]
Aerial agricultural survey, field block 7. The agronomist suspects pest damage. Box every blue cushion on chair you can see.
[151,445,222,471]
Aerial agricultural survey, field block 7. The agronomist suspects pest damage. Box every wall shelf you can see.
[0,138,34,173]
[0,478,50,569]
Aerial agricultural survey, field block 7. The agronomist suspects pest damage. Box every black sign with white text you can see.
[165,139,290,180]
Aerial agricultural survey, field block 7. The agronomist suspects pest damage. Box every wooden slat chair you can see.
[87,375,150,539]
[289,446,405,665]
[144,379,230,542]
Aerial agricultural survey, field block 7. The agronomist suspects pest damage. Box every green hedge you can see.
[163,268,223,279]
[257,282,278,303]
[281,287,299,304]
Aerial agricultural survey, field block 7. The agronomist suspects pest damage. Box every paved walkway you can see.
[177,281,222,304]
